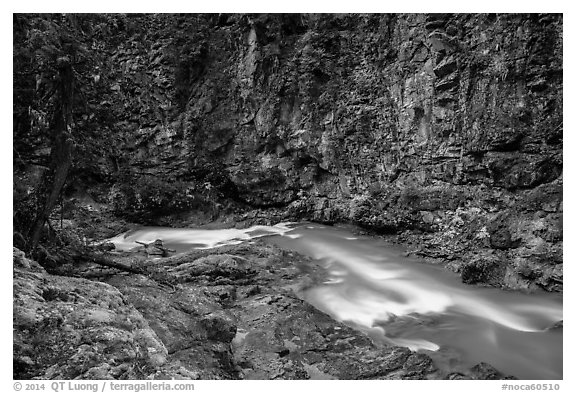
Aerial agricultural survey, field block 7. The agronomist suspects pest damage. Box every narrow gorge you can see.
[13,13,562,381]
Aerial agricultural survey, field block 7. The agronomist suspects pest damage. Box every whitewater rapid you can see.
[108,222,562,379]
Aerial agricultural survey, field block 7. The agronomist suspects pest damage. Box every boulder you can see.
[13,252,167,379]
[461,253,505,285]
[470,362,517,380]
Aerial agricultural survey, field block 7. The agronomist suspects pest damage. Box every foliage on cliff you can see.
[13,14,122,250]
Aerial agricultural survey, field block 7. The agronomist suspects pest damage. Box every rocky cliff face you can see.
[14,14,562,292]
[104,14,562,198]
[89,14,561,292]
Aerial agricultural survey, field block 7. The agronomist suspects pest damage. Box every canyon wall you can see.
[15,14,563,291]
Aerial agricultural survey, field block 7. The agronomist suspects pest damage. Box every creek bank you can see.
[49,179,563,297]
[226,177,563,294]
[58,179,563,296]
[13,243,516,380]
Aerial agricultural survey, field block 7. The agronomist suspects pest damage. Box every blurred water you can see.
[109,222,562,379]
[107,222,296,252]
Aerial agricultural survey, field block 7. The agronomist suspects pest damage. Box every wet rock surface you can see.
[230,293,439,380]
[13,244,516,380]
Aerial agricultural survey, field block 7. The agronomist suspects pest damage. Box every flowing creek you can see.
[108,222,563,379]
